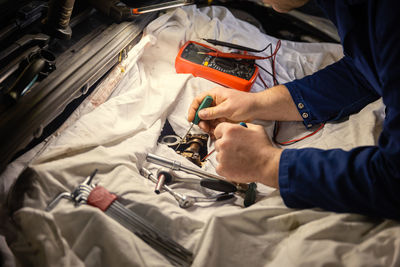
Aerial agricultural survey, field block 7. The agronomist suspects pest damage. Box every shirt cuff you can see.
[284,81,319,129]
[278,149,296,208]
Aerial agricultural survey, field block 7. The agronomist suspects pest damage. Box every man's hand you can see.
[213,122,282,188]
[187,85,302,136]
[187,87,259,135]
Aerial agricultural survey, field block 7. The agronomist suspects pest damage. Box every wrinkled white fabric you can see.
[4,5,398,267]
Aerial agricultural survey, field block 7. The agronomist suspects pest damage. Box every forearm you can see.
[252,85,303,122]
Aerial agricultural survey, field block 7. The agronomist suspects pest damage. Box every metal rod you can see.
[106,201,193,266]
[146,153,226,181]
[132,0,194,14]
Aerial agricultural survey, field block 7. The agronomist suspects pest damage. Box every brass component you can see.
[175,134,208,167]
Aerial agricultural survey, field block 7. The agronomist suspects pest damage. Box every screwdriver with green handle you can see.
[175,95,214,151]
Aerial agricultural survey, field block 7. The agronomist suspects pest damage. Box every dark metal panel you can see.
[0,12,156,172]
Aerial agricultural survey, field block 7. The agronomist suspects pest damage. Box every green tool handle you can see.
[193,95,213,125]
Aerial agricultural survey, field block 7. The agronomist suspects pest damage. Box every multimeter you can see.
[175,41,259,92]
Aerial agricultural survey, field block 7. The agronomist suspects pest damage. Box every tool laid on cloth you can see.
[140,167,235,208]
[175,41,259,91]
[175,95,213,151]
[46,169,193,266]
[146,153,258,207]
[155,167,237,193]
[147,153,232,186]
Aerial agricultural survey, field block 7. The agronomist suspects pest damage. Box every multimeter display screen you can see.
[180,42,256,81]
[180,42,213,64]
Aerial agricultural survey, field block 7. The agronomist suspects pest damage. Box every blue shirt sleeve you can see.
[278,0,400,220]
[284,56,379,128]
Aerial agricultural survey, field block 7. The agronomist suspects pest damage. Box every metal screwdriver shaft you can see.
[175,95,213,151]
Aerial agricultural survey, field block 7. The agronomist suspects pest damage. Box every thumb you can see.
[198,106,225,120]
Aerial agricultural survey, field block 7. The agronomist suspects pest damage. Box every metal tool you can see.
[46,169,193,266]
[141,167,235,209]
[155,168,199,194]
[131,0,195,15]
[146,153,258,206]
[146,153,240,188]
[156,167,237,193]
[88,0,195,22]
[46,169,98,211]
[162,133,209,167]
[176,95,213,151]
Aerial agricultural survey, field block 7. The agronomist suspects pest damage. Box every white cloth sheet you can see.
[1,5,399,267]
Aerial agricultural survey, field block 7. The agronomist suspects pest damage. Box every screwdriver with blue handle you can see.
[175,95,214,151]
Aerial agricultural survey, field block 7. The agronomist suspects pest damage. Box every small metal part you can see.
[160,135,181,147]
[155,173,167,194]
[141,167,194,208]
[175,123,193,152]
[181,136,205,166]
[175,95,213,152]
[172,133,208,166]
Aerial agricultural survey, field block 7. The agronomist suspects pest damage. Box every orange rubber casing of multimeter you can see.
[175,41,259,92]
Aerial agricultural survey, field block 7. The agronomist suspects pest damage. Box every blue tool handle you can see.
[193,95,213,125]
[239,122,248,128]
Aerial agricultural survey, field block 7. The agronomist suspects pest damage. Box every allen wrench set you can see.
[46,169,193,266]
